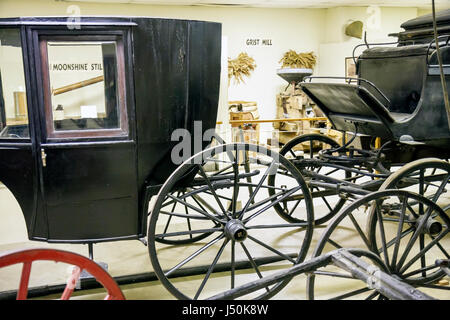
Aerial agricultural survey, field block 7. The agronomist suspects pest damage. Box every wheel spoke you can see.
[406,203,420,218]
[288,149,296,158]
[17,261,32,300]
[194,238,229,299]
[241,160,277,218]
[231,240,235,289]
[347,212,371,249]
[383,227,415,253]
[365,291,380,300]
[166,193,223,224]
[391,196,408,270]
[155,227,222,239]
[330,287,372,300]
[61,266,82,300]
[399,227,449,274]
[232,148,240,218]
[423,168,437,194]
[402,264,440,278]
[162,191,180,236]
[164,234,224,277]
[202,190,233,202]
[324,168,340,177]
[160,211,211,220]
[419,234,426,277]
[321,196,333,212]
[247,234,296,264]
[240,242,270,293]
[375,201,390,268]
[429,233,450,259]
[247,223,309,232]
[243,186,302,223]
[211,164,234,176]
[431,173,450,203]
[197,164,230,220]
[182,192,193,239]
[327,238,342,249]
[396,204,434,272]
[288,199,302,216]
[205,157,234,165]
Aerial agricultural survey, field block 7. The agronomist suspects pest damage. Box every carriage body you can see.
[0,16,221,243]
[300,9,450,162]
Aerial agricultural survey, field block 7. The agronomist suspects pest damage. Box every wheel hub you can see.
[224,219,247,242]
[416,215,443,236]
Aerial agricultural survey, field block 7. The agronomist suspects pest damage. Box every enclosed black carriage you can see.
[0,16,221,243]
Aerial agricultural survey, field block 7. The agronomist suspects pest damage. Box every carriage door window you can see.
[0,28,29,139]
[40,37,128,138]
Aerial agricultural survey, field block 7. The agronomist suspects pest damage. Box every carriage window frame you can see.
[39,34,129,139]
[0,27,31,142]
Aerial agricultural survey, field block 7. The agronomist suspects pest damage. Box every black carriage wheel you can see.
[152,189,219,245]
[367,158,450,283]
[372,158,450,202]
[307,190,450,300]
[268,133,348,225]
[148,143,314,300]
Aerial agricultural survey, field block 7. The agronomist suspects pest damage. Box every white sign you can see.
[80,105,97,118]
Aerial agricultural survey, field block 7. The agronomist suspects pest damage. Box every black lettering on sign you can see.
[246,39,273,46]
[246,39,260,46]
[51,63,103,71]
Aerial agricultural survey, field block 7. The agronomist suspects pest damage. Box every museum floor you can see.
[0,175,449,300]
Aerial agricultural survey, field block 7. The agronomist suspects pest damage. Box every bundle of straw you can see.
[228,52,257,85]
[279,50,317,69]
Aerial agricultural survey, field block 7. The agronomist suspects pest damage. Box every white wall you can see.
[0,44,26,120]
[317,6,419,78]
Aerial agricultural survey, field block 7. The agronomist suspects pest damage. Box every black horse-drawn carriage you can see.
[0,10,449,300]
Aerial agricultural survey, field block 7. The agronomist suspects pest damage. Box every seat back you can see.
[357,45,428,114]
[300,82,394,138]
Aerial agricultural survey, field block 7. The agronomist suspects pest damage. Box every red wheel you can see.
[0,248,125,300]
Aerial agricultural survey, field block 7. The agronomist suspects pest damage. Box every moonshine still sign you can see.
[47,41,108,121]
[51,62,103,72]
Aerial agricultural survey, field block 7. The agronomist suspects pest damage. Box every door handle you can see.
[41,149,47,167]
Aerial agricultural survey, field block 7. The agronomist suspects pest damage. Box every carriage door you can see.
[36,32,139,241]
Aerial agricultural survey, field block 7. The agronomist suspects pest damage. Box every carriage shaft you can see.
[207,249,436,300]
[308,181,371,196]
[331,250,436,300]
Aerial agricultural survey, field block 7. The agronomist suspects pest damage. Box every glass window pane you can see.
[46,41,123,133]
[0,28,29,139]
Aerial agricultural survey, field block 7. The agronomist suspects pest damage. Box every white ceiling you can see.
[66,0,450,10]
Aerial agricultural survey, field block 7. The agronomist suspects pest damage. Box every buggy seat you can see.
[300,80,402,139]
[300,41,450,145]
[357,44,429,115]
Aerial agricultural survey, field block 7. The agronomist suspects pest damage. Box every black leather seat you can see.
[357,44,428,114]
[300,82,400,139]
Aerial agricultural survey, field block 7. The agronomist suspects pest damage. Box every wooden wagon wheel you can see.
[0,248,125,300]
[268,133,349,225]
[307,190,450,300]
[365,158,450,285]
[148,143,314,299]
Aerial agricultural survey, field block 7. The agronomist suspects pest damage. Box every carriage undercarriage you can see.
[142,139,450,300]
